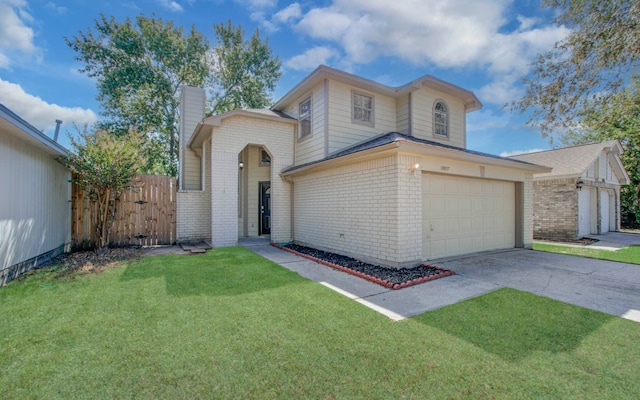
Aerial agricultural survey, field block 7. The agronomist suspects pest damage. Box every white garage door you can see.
[600,190,611,233]
[423,173,515,260]
[578,187,592,236]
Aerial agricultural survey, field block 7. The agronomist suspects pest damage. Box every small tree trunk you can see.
[100,187,111,250]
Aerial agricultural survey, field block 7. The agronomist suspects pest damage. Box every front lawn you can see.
[1,247,638,399]
[534,242,640,264]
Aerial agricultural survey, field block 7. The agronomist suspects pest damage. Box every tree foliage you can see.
[513,0,640,227]
[511,0,640,136]
[67,15,282,176]
[562,82,640,228]
[57,128,145,250]
[209,21,282,114]
[66,14,210,176]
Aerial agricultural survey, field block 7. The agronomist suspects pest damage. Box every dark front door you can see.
[259,182,271,235]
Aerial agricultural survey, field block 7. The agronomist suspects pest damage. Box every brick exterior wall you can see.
[177,139,211,242]
[208,116,295,246]
[523,174,534,248]
[292,153,423,268]
[532,178,579,240]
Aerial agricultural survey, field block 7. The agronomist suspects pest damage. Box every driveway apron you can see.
[243,237,640,323]
[436,249,640,322]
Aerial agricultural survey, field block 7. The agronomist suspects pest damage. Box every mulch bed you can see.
[41,247,143,278]
[537,237,599,246]
[275,243,455,290]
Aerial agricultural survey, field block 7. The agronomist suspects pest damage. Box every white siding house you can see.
[0,104,71,285]
[177,65,550,267]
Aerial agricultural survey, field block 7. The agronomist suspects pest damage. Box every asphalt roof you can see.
[509,140,619,178]
[282,132,539,174]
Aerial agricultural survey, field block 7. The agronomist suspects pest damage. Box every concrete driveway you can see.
[436,248,640,322]
[244,232,640,323]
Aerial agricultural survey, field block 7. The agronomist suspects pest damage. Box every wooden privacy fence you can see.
[72,174,177,247]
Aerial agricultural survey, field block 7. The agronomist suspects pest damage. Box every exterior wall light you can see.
[576,179,584,190]
[239,161,244,169]
[409,163,420,175]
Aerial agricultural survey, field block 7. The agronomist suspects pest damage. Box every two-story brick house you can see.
[177,65,549,267]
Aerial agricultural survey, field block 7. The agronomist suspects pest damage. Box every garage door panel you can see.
[423,173,515,260]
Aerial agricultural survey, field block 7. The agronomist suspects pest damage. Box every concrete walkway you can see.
[241,234,640,323]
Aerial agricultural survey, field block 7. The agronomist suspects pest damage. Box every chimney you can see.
[53,119,63,142]
[179,86,206,190]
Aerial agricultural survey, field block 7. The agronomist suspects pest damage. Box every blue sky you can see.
[0,0,569,156]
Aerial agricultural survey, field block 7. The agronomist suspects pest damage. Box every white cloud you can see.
[500,149,544,157]
[285,46,340,71]
[0,78,98,131]
[235,0,277,10]
[467,109,514,133]
[284,0,570,104]
[0,53,9,69]
[157,0,183,12]
[274,3,301,23]
[46,2,68,14]
[0,0,36,68]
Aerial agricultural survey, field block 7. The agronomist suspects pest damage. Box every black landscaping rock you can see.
[278,243,455,289]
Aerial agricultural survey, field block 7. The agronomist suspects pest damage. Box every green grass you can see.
[534,243,640,265]
[1,247,639,399]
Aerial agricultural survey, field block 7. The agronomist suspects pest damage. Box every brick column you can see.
[211,150,238,247]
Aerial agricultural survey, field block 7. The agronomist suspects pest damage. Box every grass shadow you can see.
[120,246,304,297]
[415,288,613,362]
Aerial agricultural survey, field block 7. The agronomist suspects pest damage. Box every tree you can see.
[512,0,640,227]
[66,14,211,176]
[57,128,145,251]
[562,81,640,227]
[511,0,640,137]
[209,21,282,114]
[67,16,282,176]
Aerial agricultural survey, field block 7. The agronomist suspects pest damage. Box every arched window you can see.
[433,101,448,138]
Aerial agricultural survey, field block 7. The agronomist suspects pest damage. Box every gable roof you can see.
[189,108,296,148]
[271,65,482,113]
[0,103,68,157]
[282,132,549,176]
[509,140,629,183]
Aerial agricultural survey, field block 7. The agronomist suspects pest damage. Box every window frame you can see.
[259,149,271,167]
[433,100,449,139]
[351,90,375,127]
[298,95,312,140]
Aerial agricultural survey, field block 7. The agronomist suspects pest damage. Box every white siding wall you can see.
[180,86,205,190]
[285,82,326,165]
[292,154,422,267]
[396,93,410,134]
[411,87,466,148]
[0,132,71,271]
[327,81,397,154]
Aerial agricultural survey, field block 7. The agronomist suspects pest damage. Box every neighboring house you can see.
[0,104,71,285]
[510,141,630,240]
[177,65,549,267]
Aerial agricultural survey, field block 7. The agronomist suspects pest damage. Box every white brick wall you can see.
[292,153,422,267]
[177,138,211,242]
[208,116,295,246]
[523,173,534,248]
[211,151,238,246]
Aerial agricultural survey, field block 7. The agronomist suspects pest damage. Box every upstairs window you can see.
[260,149,271,165]
[352,91,374,125]
[298,96,312,139]
[434,101,449,138]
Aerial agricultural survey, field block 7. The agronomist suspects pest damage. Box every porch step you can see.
[179,241,212,254]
